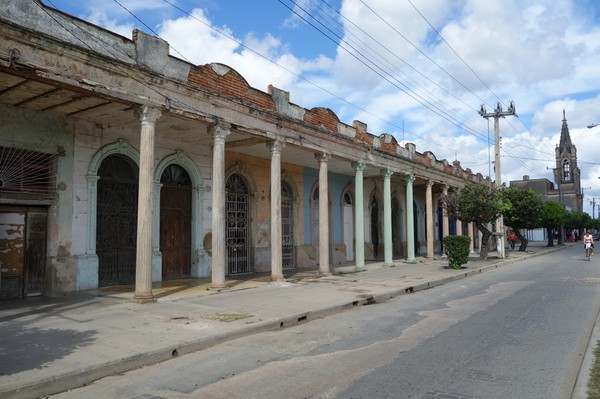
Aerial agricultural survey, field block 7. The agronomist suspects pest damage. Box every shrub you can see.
[443,235,471,269]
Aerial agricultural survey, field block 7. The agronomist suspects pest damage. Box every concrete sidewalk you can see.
[0,243,566,399]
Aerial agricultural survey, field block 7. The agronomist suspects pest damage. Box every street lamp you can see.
[588,123,600,129]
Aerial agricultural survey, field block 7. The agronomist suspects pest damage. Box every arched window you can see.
[563,159,570,181]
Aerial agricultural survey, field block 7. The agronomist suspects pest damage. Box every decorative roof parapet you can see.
[2,0,486,184]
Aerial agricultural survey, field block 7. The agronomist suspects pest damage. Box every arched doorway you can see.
[413,201,419,255]
[392,198,402,257]
[437,201,444,251]
[311,183,333,263]
[370,196,379,259]
[160,164,192,279]
[226,173,252,274]
[281,180,295,270]
[97,155,138,287]
[342,191,354,261]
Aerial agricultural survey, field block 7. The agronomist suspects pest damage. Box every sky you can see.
[43,0,600,217]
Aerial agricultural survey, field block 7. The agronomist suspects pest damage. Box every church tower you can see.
[551,110,582,212]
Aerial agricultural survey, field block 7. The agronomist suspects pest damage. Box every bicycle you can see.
[585,243,593,261]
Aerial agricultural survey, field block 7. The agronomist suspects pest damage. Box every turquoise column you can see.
[406,174,416,262]
[381,168,393,266]
[352,162,366,270]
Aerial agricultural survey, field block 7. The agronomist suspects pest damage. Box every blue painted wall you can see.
[302,167,353,245]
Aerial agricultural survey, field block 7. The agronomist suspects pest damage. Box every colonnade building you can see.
[0,1,486,299]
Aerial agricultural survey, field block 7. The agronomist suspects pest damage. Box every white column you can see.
[426,180,434,258]
[133,105,161,303]
[209,122,231,288]
[468,222,475,254]
[352,162,366,270]
[316,152,331,275]
[381,169,393,266]
[456,219,463,235]
[405,174,416,262]
[269,139,285,281]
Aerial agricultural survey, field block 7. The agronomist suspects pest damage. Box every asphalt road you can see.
[51,245,600,399]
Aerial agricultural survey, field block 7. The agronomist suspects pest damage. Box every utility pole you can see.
[591,197,598,219]
[479,101,516,259]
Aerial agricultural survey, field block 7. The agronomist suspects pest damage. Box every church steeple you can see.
[553,110,582,212]
[559,109,572,148]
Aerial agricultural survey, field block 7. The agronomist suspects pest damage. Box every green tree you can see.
[539,201,569,247]
[567,211,592,240]
[444,182,503,260]
[502,187,542,252]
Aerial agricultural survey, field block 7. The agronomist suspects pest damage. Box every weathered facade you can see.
[0,1,486,299]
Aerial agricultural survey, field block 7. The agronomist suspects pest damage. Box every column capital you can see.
[267,139,285,153]
[209,121,231,140]
[351,161,366,172]
[315,152,331,162]
[380,168,393,179]
[442,184,449,194]
[405,174,415,184]
[427,180,434,188]
[134,105,162,125]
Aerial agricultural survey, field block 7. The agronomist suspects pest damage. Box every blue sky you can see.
[44,0,600,216]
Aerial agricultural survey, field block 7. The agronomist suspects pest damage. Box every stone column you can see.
[426,180,434,258]
[316,152,331,275]
[269,139,285,281]
[381,169,394,266]
[405,174,416,262]
[468,222,475,254]
[352,162,366,270]
[209,122,231,288]
[133,105,161,303]
[456,219,463,235]
[442,185,450,238]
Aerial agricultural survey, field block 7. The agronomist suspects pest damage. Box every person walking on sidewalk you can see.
[509,231,516,250]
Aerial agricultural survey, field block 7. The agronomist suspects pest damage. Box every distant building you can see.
[510,110,582,213]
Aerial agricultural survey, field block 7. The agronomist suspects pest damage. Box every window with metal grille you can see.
[0,146,57,199]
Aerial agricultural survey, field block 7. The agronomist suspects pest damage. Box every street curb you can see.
[572,295,600,398]
[1,245,564,399]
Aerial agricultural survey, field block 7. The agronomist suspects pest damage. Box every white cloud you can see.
[52,0,600,215]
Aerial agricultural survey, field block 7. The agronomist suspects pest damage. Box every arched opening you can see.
[281,180,295,270]
[160,164,192,279]
[370,196,379,259]
[226,173,252,274]
[392,198,402,257]
[342,191,354,261]
[413,201,419,255]
[563,159,571,181]
[96,155,138,287]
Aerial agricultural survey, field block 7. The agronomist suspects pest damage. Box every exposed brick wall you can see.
[380,141,396,153]
[356,130,373,145]
[303,107,339,133]
[413,153,429,167]
[187,64,276,111]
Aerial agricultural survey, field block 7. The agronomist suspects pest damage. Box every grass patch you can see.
[335,269,367,276]
[203,311,253,323]
[588,341,600,398]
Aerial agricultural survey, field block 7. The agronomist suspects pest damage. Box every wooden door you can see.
[160,165,192,279]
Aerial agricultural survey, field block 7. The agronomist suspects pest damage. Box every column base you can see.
[132,293,156,304]
[383,262,395,267]
[271,275,285,282]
